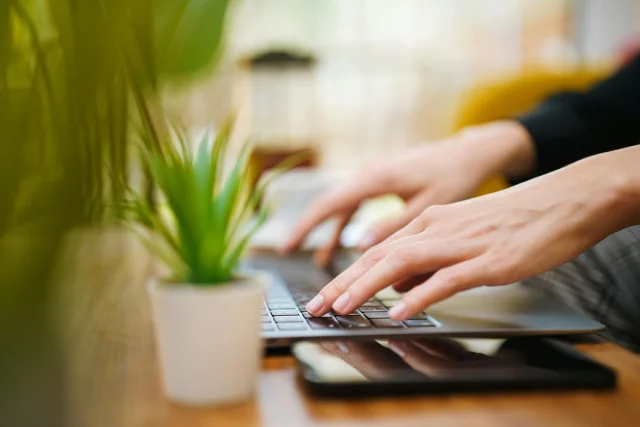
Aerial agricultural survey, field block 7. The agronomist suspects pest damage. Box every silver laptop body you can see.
[247,252,604,348]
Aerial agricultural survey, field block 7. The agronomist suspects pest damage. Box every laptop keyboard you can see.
[262,295,436,332]
[247,256,438,333]
[256,256,437,332]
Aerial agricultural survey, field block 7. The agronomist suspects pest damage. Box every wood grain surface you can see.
[57,229,640,427]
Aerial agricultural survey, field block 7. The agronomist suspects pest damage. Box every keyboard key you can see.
[261,323,275,331]
[408,313,427,319]
[260,308,267,315]
[371,319,404,328]
[266,297,293,304]
[359,306,387,312]
[292,294,314,302]
[277,323,308,331]
[303,312,331,318]
[273,315,303,323]
[270,309,299,316]
[260,315,271,323]
[361,301,385,308]
[381,300,401,308]
[307,317,340,329]
[363,312,390,319]
[266,293,290,300]
[404,319,435,327]
[336,316,371,329]
[268,303,296,310]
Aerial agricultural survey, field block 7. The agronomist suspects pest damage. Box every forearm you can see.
[514,144,640,238]
[454,120,537,181]
[453,122,640,230]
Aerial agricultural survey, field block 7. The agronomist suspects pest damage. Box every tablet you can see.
[293,337,616,397]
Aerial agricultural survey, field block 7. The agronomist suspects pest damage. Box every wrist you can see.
[455,121,536,181]
[599,147,640,228]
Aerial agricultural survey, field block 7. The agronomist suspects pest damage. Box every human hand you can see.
[305,147,640,320]
[281,121,534,266]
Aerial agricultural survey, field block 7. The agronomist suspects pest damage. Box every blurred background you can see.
[172,0,640,169]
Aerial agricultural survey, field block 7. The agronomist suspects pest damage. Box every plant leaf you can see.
[221,204,269,275]
[154,0,232,78]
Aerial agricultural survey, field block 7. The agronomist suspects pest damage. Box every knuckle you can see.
[483,222,499,234]
[406,216,426,232]
[364,246,387,264]
[389,247,417,269]
[328,278,348,294]
[419,205,443,225]
[424,204,444,217]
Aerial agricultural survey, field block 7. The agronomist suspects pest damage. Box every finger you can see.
[378,204,449,247]
[389,257,492,320]
[280,182,380,253]
[378,214,428,247]
[305,233,428,316]
[358,193,434,250]
[332,240,478,315]
[392,273,432,293]
[313,210,355,268]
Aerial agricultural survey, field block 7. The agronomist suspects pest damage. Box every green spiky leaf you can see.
[123,117,304,285]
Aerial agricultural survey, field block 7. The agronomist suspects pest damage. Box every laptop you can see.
[245,251,604,348]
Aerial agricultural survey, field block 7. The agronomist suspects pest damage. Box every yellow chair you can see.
[452,67,611,195]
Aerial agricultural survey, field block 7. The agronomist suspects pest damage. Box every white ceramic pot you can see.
[147,274,266,406]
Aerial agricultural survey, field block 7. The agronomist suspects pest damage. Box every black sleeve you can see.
[516,55,640,179]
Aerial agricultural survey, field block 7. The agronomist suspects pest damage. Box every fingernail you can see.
[333,292,351,312]
[358,233,377,250]
[306,294,325,314]
[389,301,407,319]
[337,341,350,354]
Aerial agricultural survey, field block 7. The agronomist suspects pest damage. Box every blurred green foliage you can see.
[123,119,305,284]
[0,1,233,425]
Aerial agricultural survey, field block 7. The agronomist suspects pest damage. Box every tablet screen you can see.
[293,338,612,384]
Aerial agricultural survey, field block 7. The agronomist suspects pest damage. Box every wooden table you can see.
[59,230,640,427]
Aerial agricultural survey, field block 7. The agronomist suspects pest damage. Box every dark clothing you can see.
[517,55,640,178]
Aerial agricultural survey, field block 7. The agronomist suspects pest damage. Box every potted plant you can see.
[123,119,297,406]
